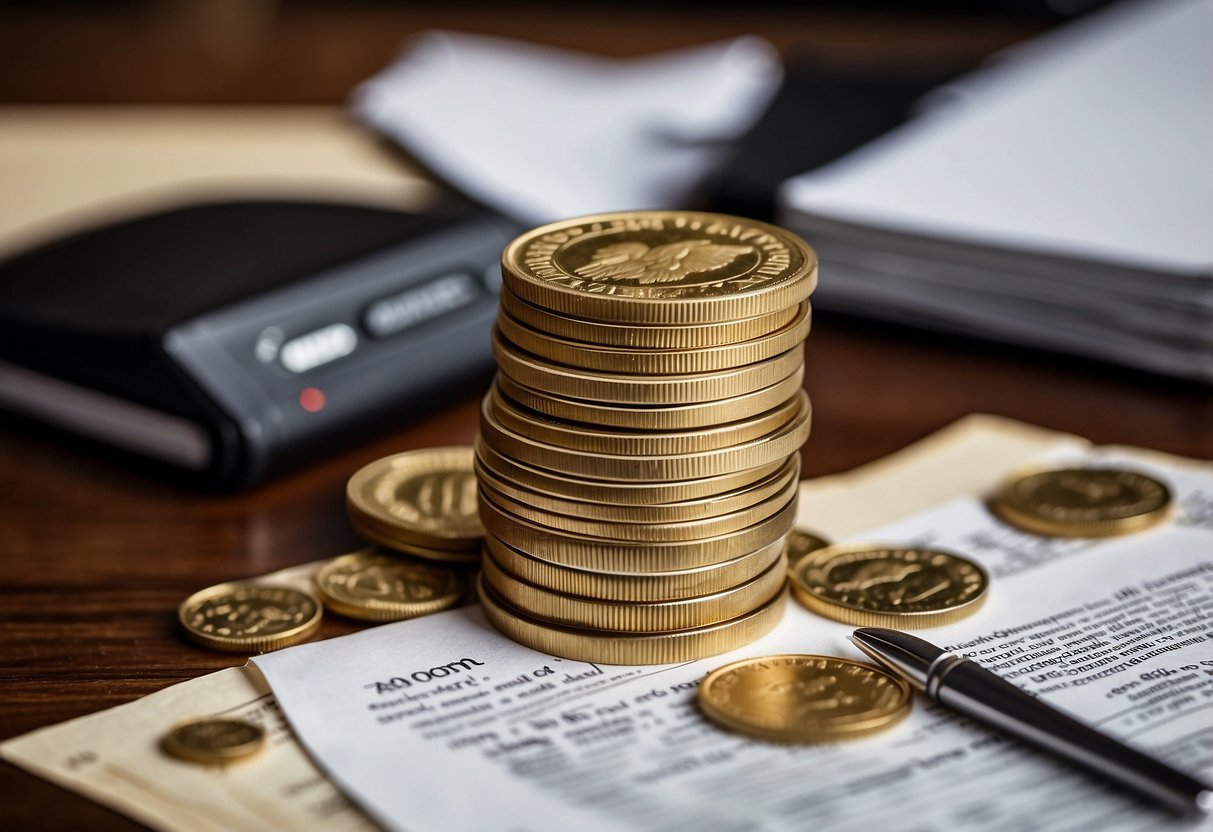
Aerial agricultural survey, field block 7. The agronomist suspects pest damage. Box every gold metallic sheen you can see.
[478,392,810,482]
[477,576,788,665]
[493,331,804,405]
[478,476,797,542]
[498,287,799,349]
[494,367,805,431]
[501,211,817,325]
[346,447,483,551]
[482,536,786,602]
[178,583,322,653]
[315,549,465,622]
[785,528,832,571]
[698,655,912,744]
[991,467,1173,538]
[161,718,266,765]
[488,382,806,456]
[479,495,797,571]
[483,549,787,632]
[474,454,798,523]
[789,545,989,628]
[496,302,811,375]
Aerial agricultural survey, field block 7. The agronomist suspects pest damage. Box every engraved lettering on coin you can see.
[993,467,1172,537]
[162,718,265,764]
[698,655,911,743]
[790,546,988,627]
[572,240,754,285]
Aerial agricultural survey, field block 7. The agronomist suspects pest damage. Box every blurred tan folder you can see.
[0,106,433,258]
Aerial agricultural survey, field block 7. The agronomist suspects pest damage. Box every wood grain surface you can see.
[2,4,1210,829]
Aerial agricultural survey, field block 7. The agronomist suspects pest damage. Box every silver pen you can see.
[851,627,1213,818]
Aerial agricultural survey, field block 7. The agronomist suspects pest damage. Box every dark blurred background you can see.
[0,0,1096,105]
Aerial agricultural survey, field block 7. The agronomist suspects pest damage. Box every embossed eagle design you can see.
[572,240,753,285]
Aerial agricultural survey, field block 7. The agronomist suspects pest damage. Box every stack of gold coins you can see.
[475,211,816,664]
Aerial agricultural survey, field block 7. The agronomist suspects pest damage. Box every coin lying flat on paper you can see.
[698,655,911,744]
[315,549,465,622]
[992,467,1172,538]
[178,583,322,653]
[790,545,988,628]
[161,718,265,765]
[347,447,483,553]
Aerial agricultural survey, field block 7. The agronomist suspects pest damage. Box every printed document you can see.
[255,446,1213,831]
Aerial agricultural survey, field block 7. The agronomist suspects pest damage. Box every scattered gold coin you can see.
[992,467,1172,537]
[698,655,912,744]
[315,549,465,622]
[347,447,483,554]
[161,717,265,765]
[178,583,322,653]
[784,527,831,570]
[790,544,988,628]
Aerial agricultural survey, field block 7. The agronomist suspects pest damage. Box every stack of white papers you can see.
[779,0,1213,382]
[354,32,782,226]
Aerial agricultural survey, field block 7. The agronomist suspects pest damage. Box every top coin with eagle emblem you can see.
[501,211,816,325]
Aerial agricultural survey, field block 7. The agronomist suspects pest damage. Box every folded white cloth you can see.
[353,31,782,224]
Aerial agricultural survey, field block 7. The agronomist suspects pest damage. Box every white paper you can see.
[353,32,782,225]
[780,0,1213,275]
[255,449,1213,832]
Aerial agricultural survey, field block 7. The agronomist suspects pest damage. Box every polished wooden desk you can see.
[3,314,1210,828]
[2,4,1211,829]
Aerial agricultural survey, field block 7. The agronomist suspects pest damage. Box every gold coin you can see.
[178,583,322,653]
[483,547,787,632]
[162,718,266,765]
[790,545,988,628]
[478,474,797,543]
[477,575,787,665]
[785,528,831,570]
[698,655,912,744]
[501,211,816,325]
[480,495,797,572]
[315,549,465,622]
[488,381,806,457]
[478,392,810,482]
[474,453,799,523]
[483,536,786,602]
[493,330,804,405]
[496,302,811,375]
[498,286,799,349]
[474,438,788,506]
[494,366,804,431]
[347,447,483,552]
[992,467,1173,538]
[368,538,481,565]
